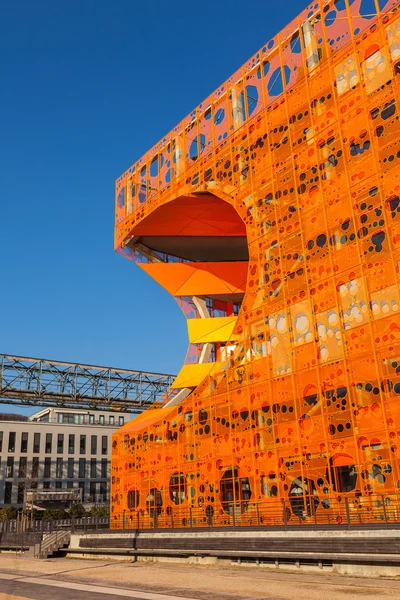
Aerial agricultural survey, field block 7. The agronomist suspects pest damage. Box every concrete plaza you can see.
[0,555,399,600]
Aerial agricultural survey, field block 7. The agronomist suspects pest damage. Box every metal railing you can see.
[2,493,400,536]
[110,493,400,531]
[0,516,109,535]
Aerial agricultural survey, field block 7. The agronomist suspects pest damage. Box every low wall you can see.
[67,528,400,578]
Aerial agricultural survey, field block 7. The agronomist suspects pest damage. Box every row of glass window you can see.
[0,431,108,455]
[57,413,124,426]
[2,455,108,479]
[3,480,108,505]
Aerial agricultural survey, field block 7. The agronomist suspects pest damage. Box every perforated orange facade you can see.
[112,0,400,528]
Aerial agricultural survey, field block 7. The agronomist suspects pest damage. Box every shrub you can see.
[0,506,17,520]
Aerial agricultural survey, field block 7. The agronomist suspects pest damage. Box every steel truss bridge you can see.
[0,354,175,413]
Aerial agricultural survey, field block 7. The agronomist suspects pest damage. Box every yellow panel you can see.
[118,407,175,432]
[188,316,238,344]
[173,363,216,388]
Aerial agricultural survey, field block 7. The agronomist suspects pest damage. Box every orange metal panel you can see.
[112,0,400,530]
[130,194,246,237]
[138,262,248,297]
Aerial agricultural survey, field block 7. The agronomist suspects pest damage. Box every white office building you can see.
[0,407,129,507]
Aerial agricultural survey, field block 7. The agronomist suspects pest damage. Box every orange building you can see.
[112,0,400,528]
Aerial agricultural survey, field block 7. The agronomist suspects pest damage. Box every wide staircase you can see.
[34,530,71,559]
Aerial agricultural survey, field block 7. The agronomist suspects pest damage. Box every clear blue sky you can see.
[0,0,303,414]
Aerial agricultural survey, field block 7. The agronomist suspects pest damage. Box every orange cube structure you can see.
[112,0,400,528]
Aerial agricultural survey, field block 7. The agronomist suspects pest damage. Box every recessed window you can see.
[45,433,52,454]
[20,432,28,453]
[31,457,39,479]
[6,457,14,478]
[17,482,25,504]
[109,416,115,425]
[44,457,51,478]
[33,433,40,453]
[58,413,84,424]
[79,458,86,479]
[4,482,12,505]
[220,466,252,515]
[169,472,186,505]
[8,432,16,453]
[68,458,74,478]
[100,482,107,502]
[18,457,27,478]
[56,458,63,479]
[146,488,162,518]
[127,490,140,509]
[78,481,85,502]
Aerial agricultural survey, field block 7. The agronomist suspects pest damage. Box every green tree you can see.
[89,505,109,517]
[69,503,86,518]
[0,506,17,520]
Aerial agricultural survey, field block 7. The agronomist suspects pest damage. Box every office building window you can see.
[101,436,107,456]
[58,413,84,424]
[44,457,51,479]
[89,482,97,501]
[55,481,62,489]
[0,431,3,452]
[91,435,97,455]
[31,480,38,490]
[78,481,85,502]
[80,435,86,455]
[56,457,63,479]
[67,481,74,489]
[6,457,14,478]
[99,415,105,425]
[89,414,94,424]
[20,432,28,453]
[90,458,97,479]
[79,458,86,478]
[45,433,52,454]
[100,482,107,502]
[4,482,12,504]
[67,458,74,478]
[33,433,40,453]
[109,416,115,425]
[101,459,107,479]
[68,434,75,454]
[8,432,16,452]
[43,481,50,490]
[17,482,25,504]
[18,457,27,478]
[119,416,124,426]
[31,457,39,479]
[57,434,64,454]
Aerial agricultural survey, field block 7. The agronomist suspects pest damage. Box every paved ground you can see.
[0,555,399,600]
